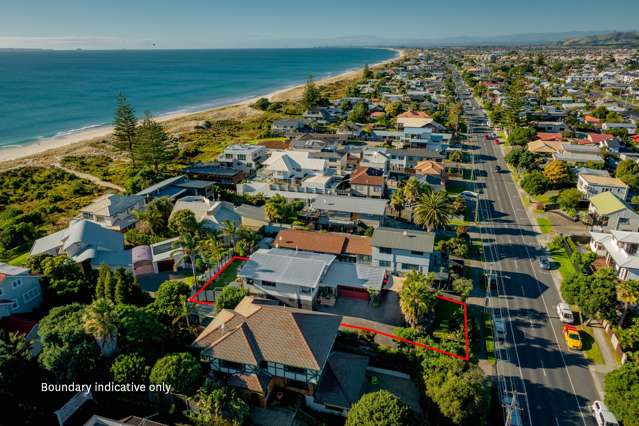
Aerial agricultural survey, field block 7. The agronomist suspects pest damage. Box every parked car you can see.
[494,318,506,342]
[538,256,551,270]
[495,165,501,173]
[562,324,582,350]
[494,138,501,145]
[591,401,619,426]
[556,303,574,323]
[459,190,479,200]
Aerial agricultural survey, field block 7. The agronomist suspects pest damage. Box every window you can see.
[401,263,420,271]
[379,260,391,267]
[300,287,311,294]
[23,287,40,303]
[12,280,22,288]
[237,154,247,161]
[261,281,276,287]
[411,250,424,256]
[285,365,306,375]
[219,360,244,371]
[379,247,392,254]
[10,300,19,311]
[618,218,630,225]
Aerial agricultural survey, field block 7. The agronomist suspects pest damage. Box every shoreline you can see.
[0,48,403,165]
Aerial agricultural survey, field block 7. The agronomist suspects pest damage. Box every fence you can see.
[603,320,628,364]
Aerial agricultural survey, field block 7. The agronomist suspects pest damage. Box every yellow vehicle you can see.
[563,325,582,350]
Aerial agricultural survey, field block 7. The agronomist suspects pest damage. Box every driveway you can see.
[317,288,404,347]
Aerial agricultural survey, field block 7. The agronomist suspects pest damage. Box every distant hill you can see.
[558,31,639,46]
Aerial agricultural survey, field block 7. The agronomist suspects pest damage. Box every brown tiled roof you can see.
[274,229,371,256]
[536,132,562,141]
[414,160,444,176]
[193,297,342,370]
[350,167,384,186]
[397,110,429,118]
[227,371,271,395]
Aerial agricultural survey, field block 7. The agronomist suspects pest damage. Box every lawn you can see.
[579,327,604,365]
[482,313,496,363]
[431,299,465,353]
[7,252,30,266]
[532,190,558,205]
[536,217,553,234]
[213,260,243,288]
[549,245,576,280]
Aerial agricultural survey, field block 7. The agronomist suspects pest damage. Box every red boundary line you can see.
[188,256,470,362]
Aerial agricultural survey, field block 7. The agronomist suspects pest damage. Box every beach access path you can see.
[54,162,125,192]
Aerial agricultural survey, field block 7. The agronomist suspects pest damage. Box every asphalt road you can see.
[452,72,600,426]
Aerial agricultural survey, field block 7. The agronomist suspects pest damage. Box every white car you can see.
[556,303,574,324]
[459,190,479,200]
[494,318,506,342]
[591,401,619,426]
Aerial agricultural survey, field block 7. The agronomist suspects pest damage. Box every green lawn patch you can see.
[482,313,496,363]
[580,327,604,365]
[445,180,469,194]
[214,260,242,288]
[549,246,576,280]
[8,252,30,266]
[536,217,553,234]
[432,299,464,343]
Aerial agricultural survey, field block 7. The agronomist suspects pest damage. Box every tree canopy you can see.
[150,352,202,395]
[605,362,639,426]
[346,390,418,426]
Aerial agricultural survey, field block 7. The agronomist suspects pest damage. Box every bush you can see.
[346,390,419,426]
[111,353,149,384]
[215,286,249,311]
[507,127,536,145]
[149,352,202,395]
[520,171,548,196]
[558,188,582,213]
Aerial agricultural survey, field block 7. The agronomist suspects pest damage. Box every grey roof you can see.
[136,175,185,196]
[310,195,387,216]
[234,204,267,222]
[321,262,386,292]
[372,227,435,252]
[238,248,335,288]
[79,194,144,217]
[0,263,30,276]
[553,152,602,163]
[314,352,369,408]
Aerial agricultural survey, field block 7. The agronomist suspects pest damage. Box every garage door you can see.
[338,286,369,300]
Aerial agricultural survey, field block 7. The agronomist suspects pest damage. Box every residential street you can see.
[454,72,600,426]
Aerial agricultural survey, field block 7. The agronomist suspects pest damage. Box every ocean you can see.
[0,47,395,149]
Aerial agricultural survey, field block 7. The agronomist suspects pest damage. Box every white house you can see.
[371,227,434,274]
[0,263,42,319]
[590,230,639,280]
[218,144,268,173]
[577,174,629,200]
[263,150,329,184]
[78,194,145,232]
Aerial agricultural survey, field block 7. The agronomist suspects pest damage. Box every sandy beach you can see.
[0,48,403,168]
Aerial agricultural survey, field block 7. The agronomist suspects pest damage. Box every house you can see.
[274,229,372,263]
[183,163,246,187]
[536,132,563,141]
[527,140,566,155]
[414,160,447,190]
[234,204,269,231]
[534,121,567,133]
[586,133,615,145]
[132,237,185,276]
[309,151,348,175]
[577,174,629,200]
[602,122,636,135]
[83,415,169,426]
[590,230,639,280]
[78,194,145,232]
[238,248,387,307]
[360,148,390,174]
[553,144,603,165]
[262,150,329,184]
[217,144,268,173]
[309,195,388,229]
[192,296,342,408]
[271,118,307,135]
[350,167,385,198]
[170,196,240,231]
[371,227,435,274]
[396,111,433,129]
[589,192,639,232]
[0,263,42,319]
[136,175,215,199]
[387,147,445,173]
[30,219,132,271]
[289,134,347,152]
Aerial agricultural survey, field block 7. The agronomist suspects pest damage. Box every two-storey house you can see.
[78,194,145,232]
[218,144,268,174]
[371,227,435,274]
[350,167,385,198]
[577,174,629,200]
[192,296,342,407]
[309,195,387,229]
[0,263,42,319]
[590,230,639,280]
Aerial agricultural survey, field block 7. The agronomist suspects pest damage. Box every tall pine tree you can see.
[114,268,129,305]
[95,264,112,301]
[135,115,177,173]
[113,93,138,166]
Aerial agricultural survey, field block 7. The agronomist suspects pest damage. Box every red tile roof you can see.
[536,132,563,141]
[587,133,614,144]
[350,167,384,186]
[274,229,371,256]
[397,110,429,119]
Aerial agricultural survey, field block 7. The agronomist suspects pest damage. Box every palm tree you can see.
[220,220,239,249]
[617,280,639,327]
[402,177,422,206]
[83,298,118,357]
[390,190,406,219]
[399,271,437,329]
[414,191,450,231]
[175,232,200,289]
[236,226,260,257]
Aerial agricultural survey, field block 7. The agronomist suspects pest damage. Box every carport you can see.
[320,261,387,301]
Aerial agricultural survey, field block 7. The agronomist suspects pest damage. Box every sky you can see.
[0,0,638,49]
